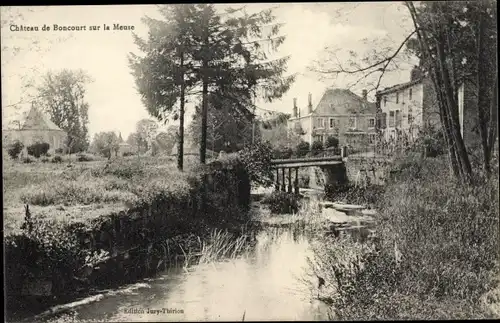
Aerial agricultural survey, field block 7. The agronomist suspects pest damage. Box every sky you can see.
[1,3,415,139]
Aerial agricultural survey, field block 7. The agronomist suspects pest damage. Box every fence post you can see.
[294,167,299,196]
[281,168,286,192]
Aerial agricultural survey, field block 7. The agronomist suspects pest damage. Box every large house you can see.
[287,89,378,147]
[2,102,67,155]
[375,66,480,151]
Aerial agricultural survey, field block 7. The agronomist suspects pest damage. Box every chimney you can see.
[307,93,313,113]
[293,98,298,117]
[362,89,367,101]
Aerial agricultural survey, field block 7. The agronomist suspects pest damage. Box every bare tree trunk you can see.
[177,52,185,171]
[477,8,498,177]
[200,10,209,165]
[435,34,472,182]
[406,1,471,182]
[487,72,498,166]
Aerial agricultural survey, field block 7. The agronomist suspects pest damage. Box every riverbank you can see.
[4,155,252,321]
[309,155,500,320]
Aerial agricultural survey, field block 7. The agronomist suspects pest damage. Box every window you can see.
[396,92,399,104]
[368,118,375,128]
[389,111,395,127]
[369,133,376,144]
[318,118,325,128]
[408,107,413,124]
[348,116,356,129]
[384,96,387,107]
[409,88,413,100]
[329,118,336,128]
[395,110,402,127]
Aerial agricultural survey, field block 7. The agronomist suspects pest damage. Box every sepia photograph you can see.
[2,2,499,322]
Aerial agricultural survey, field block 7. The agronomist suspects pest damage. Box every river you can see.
[41,225,332,322]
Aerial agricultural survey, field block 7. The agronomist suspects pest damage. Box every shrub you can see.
[261,191,300,214]
[295,141,310,157]
[55,148,64,154]
[40,156,50,163]
[298,173,310,188]
[51,155,63,163]
[311,140,324,156]
[8,141,24,159]
[22,156,35,163]
[238,141,273,187]
[76,152,97,162]
[325,135,339,149]
[272,146,293,159]
[103,158,144,179]
[123,151,135,157]
[325,146,341,156]
[27,142,50,158]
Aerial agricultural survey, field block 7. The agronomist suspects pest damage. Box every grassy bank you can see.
[310,155,500,320]
[4,154,252,320]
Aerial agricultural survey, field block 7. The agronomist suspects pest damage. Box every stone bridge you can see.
[270,148,390,194]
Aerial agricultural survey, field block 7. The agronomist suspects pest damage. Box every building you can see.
[116,132,132,156]
[2,102,67,155]
[287,89,378,148]
[375,66,479,151]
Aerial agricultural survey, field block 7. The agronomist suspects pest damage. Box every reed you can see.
[198,229,249,264]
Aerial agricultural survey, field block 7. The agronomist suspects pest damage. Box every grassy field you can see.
[3,154,202,236]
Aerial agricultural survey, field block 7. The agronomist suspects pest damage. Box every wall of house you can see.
[287,116,313,144]
[311,114,377,146]
[380,82,424,142]
[3,129,67,154]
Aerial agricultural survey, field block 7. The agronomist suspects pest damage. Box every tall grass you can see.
[311,155,500,320]
[198,229,249,264]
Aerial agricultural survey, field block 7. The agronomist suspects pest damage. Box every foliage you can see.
[312,156,500,320]
[238,141,273,187]
[37,69,92,153]
[90,132,120,158]
[76,153,98,162]
[272,146,293,159]
[8,140,24,159]
[27,142,50,158]
[325,135,339,148]
[295,140,310,157]
[22,156,35,164]
[135,119,159,152]
[130,4,295,164]
[325,184,386,206]
[298,171,310,188]
[260,118,302,153]
[311,140,324,155]
[261,191,300,214]
[55,148,63,154]
[188,96,255,153]
[122,151,135,157]
[51,155,63,163]
[155,127,177,155]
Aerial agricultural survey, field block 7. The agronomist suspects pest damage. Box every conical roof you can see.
[22,103,64,131]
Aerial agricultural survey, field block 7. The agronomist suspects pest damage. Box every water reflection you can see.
[49,227,330,322]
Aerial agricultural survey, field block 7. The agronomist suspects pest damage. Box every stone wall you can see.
[344,157,388,186]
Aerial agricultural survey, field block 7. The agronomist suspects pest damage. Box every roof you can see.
[21,104,64,131]
[376,78,423,96]
[313,88,377,115]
